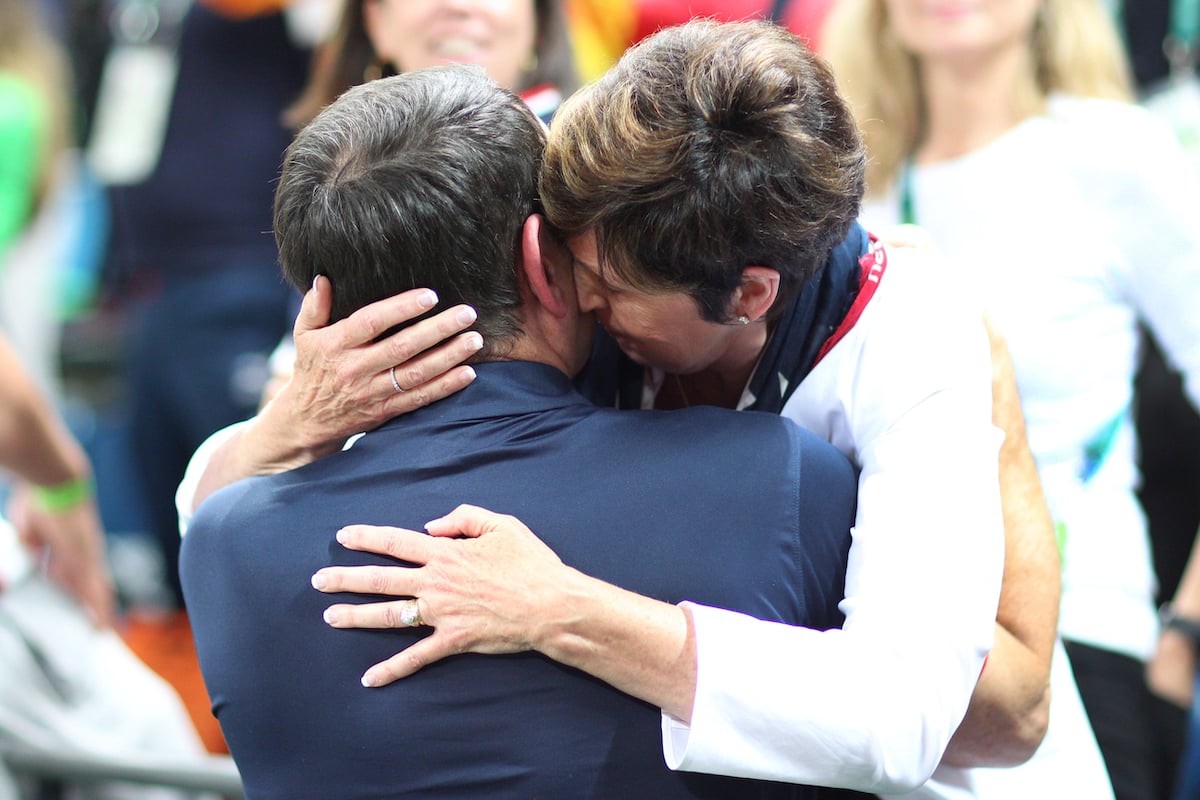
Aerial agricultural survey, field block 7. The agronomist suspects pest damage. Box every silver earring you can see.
[737,315,750,325]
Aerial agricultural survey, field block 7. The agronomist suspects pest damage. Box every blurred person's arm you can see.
[0,335,113,625]
[1150,544,1200,707]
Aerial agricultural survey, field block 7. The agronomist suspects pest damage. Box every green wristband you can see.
[31,476,93,513]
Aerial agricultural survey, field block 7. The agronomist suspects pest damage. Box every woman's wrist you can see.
[249,392,341,473]
[30,474,94,514]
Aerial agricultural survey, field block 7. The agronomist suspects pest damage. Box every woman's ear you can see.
[735,267,781,322]
[520,214,570,318]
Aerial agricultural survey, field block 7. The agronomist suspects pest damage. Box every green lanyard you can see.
[897,159,917,225]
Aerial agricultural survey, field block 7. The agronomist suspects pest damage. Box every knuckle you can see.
[441,314,467,336]
[379,659,404,681]
[387,336,417,364]
[368,567,389,594]
[402,649,428,672]
[333,364,356,386]
[400,366,424,389]
[409,388,433,408]
[381,604,399,628]
[357,308,385,339]
[315,338,340,361]
[383,535,408,560]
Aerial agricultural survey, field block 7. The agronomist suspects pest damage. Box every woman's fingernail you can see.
[311,573,327,590]
[323,607,339,625]
[361,670,380,688]
[465,332,484,352]
[336,528,349,545]
[311,274,321,291]
[418,290,438,309]
[457,306,477,325]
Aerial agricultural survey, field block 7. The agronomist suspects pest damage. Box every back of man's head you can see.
[542,19,866,321]
[274,66,545,347]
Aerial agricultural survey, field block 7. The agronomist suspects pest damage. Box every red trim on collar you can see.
[811,234,887,368]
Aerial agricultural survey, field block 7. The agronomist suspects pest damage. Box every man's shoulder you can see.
[183,470,293,554]
[600,402,791,444]
[183,479,252,556]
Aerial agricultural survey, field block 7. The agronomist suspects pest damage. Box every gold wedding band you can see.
[399,599,423,627]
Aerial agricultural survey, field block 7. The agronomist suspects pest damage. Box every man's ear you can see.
[520,214,571,319]
[735,267,781,322]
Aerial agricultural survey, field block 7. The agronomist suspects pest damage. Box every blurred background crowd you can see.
[2,0,1199,797]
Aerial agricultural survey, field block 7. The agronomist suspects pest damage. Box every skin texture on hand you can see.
[313,504,698,721]
[941,319,1059,768]
[191,276,483,510]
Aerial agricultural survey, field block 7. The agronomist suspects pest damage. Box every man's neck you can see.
[496,336,575,380]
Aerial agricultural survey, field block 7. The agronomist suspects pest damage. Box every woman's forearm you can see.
[943,320,1060,767]
[532,566,698,721]
[191,388,345,510]
[942,623,1051,767]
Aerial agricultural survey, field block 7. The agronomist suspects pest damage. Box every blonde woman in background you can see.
[824,2,1200,798]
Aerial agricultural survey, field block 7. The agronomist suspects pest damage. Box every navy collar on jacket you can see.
[369,360,590,433]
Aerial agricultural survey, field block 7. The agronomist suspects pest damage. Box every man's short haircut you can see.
[274,66,545,349]
[541,19,866,322]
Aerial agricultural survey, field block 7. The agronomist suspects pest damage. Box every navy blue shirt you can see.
[181,361,857,799]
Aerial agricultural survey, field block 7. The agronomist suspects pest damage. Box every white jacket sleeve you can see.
[662,245,1005,793]
[175,419,249,538]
